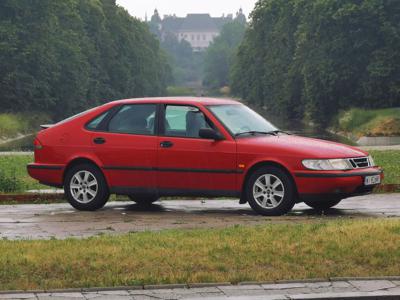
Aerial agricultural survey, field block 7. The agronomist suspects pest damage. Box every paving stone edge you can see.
[1,276,400,295]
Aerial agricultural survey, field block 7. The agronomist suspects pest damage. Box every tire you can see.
[64,163,110,211]
[304,199,342,210]
[128,195,159,205]
[245,166,296,216]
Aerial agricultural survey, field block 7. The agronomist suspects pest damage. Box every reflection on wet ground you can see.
[0,193,399,240]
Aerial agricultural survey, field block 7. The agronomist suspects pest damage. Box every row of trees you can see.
[160,32,204,86]
[231,0,400,126]
[203,21,246,90]
[0,0,170,119]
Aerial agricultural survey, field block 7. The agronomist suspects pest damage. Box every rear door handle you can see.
[93,137,106,144]
[160,141,174,148]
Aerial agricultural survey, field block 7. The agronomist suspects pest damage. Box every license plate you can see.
[364,175,381,186]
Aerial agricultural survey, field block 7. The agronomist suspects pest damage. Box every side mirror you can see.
[199,128,224,140]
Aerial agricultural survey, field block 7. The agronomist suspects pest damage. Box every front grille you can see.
[348,157,371,169]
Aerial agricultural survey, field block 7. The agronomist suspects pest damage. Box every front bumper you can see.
[294,167,383,200]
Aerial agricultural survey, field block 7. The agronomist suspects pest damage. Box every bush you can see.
[0,168,21,193]
[336,108,400,137]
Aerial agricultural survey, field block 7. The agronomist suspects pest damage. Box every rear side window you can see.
[86,111,110,130]
[108,104,157,135]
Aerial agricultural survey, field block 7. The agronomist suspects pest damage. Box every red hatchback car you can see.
[27,97,383,216]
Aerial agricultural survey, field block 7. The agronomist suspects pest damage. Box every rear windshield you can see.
[56,107,99,126]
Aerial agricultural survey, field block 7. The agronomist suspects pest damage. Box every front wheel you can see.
[64,163,110,211]
[304,199,342,210]
[245,166,296,216]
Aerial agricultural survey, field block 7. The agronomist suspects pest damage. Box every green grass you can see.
[0,219,399,290]
[335,107,400,137]
[0,155,44,192]
[0,113,50,140]
[370,150,400,185]
[0,150,399,193]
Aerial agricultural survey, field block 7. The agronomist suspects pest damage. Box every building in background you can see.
[149,9,246,51]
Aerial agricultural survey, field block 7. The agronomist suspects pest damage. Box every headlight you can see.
[302,159,352,170]
[368,155,375,166]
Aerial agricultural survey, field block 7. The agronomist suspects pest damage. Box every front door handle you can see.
[93,137,106,144]
[160,141,174,148]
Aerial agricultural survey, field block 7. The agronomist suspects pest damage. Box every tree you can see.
[204,21,246,89]
[231,0,400,127]
[0,0,171,119]
[159,31,206,86]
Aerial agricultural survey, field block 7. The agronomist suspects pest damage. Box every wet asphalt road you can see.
[0,193,399,240]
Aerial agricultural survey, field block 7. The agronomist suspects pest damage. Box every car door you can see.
[90,103,158,194]
[157,104,237,196]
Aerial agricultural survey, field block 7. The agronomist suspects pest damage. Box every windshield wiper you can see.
[235,130,292,137]
[266,130,292,135]
[235,131,276,137]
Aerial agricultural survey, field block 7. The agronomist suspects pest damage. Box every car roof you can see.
[110,97,241,106]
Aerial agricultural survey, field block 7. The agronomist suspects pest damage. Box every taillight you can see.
[33,138,43,150]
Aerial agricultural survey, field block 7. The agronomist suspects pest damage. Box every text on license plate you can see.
[364,175,381,186]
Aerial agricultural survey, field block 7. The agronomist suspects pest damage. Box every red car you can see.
[27,97,383,216]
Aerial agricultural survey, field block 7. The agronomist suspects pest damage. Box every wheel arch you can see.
[240,160,299,204]
[63,157,108,185]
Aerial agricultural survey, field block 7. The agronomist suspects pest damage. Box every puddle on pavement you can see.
[1,197,398,240]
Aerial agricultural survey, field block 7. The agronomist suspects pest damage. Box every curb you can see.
[144,284,187,290]
[82,286,143,292]
[330,276,400,281]
[0,193,64,202]
[188,282,231,288]
[374,184,400,193]
[238,281,275,285]
[276,279,328,284]
[1,276,400,295]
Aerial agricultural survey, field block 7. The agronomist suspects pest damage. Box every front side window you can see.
[208,104,277,136]
[164,105,211,138]
[108,104,156,135]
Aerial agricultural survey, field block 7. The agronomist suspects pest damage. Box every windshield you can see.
[208,104,278,136]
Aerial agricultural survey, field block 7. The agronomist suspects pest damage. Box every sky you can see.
[116,0,258,20]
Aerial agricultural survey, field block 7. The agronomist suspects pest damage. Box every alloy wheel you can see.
[252,174,285,209]
[70,170,98,204]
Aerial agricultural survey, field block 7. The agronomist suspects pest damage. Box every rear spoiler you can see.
[40,124,54,130]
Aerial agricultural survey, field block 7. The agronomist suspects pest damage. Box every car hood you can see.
[237,135,367,159]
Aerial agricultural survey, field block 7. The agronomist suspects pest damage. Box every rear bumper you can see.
[294,167,383,201]
[27,163,65,188]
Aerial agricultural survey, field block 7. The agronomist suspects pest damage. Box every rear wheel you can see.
[128,195,159,205]
[245,166,296,216]
[64,163,110,211]
[304,199,342,210]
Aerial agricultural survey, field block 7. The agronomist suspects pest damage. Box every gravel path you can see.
[0,151,33,156]
[0,133,33,145]
[360,145,400,151]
